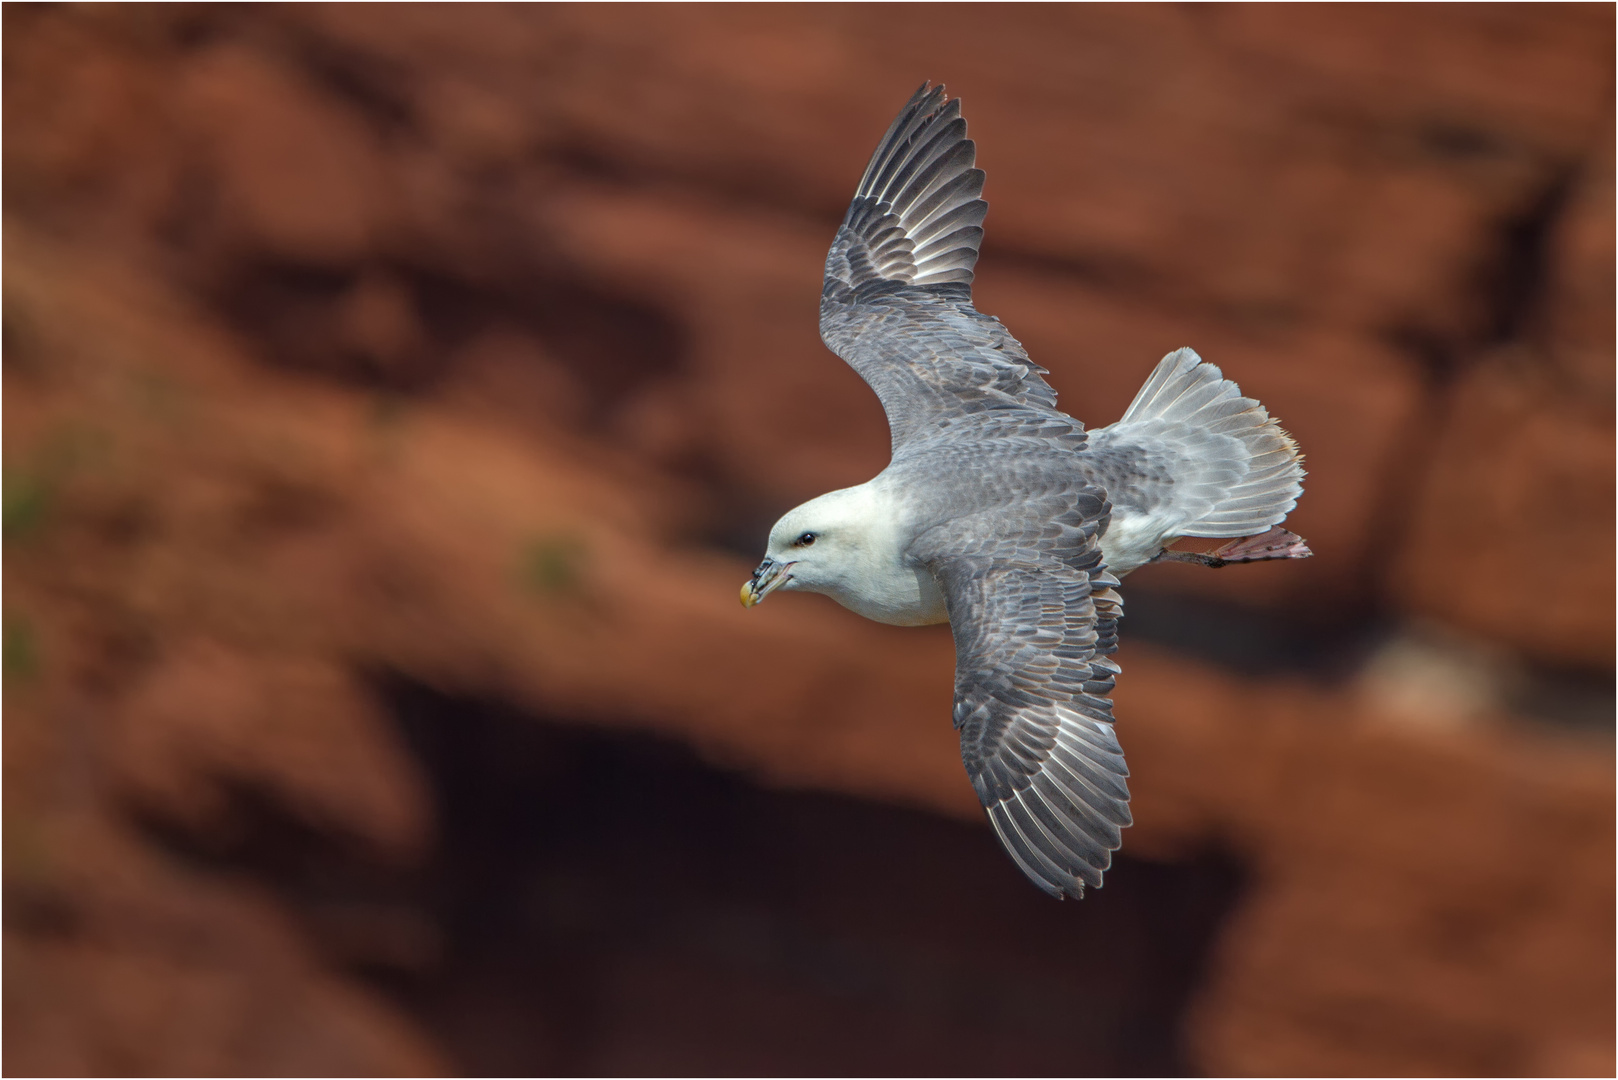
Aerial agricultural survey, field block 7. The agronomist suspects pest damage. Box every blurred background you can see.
[4,4,1613,1075]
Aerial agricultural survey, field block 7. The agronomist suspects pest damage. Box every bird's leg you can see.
[1155,526,1313,569]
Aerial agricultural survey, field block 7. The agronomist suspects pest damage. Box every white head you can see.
[739,486,883,608]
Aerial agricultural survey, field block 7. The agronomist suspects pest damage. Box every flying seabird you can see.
[740,84,1309,899]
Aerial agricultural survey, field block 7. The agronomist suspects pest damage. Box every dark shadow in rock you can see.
[206,253,689,419]
[136,671,1253,1077]
[1117,586,1383,682]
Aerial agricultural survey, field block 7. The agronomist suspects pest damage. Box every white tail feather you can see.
[1098,348,1305,542]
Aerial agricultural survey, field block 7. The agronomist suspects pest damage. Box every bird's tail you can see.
[1099,348,1305,539]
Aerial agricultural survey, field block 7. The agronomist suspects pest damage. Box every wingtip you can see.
[904,81,957,125]
[902,80,947,114]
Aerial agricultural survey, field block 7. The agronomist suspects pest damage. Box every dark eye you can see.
[793,532,817,548]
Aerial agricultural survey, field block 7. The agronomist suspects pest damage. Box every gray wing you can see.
[922,489,1131,900]
[820,84,1063,452]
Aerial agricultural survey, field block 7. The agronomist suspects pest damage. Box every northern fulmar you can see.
[740,84,1310,899]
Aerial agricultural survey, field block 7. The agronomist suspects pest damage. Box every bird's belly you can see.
[832,563,950,627]
[1100,508,1178,576]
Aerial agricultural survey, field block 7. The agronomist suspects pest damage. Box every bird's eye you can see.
[793,532,817,547]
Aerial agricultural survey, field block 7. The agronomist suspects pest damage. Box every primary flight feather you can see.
[741,83,1309,899]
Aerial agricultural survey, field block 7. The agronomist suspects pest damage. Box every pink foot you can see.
[1208,526,1313,564]
[1157,526,1312,569]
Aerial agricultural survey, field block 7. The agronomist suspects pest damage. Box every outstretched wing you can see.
[925,491,1131,899]
[821,84,1062,452]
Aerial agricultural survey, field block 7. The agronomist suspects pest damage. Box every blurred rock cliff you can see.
[4,5,1612,1075]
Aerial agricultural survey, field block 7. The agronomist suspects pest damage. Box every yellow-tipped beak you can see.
[740,558,792,609]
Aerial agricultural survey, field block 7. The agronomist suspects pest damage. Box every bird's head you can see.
[740,487,877,608]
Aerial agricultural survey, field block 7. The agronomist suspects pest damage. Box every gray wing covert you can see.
[922,489,1130,899]
[820,84,1063,450]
